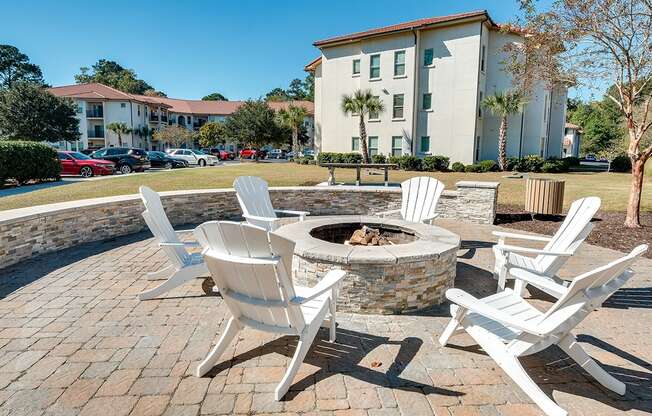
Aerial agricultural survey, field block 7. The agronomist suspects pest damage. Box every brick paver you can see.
[0,221,650,415]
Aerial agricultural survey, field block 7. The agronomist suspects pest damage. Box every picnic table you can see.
[319,163,398,186]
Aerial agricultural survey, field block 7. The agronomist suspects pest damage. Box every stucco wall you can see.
[0,182,498,271]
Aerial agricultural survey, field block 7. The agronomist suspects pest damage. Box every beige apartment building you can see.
[306,10,567,164]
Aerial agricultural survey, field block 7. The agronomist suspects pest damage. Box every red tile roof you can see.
[313,10,494,47]
[49,83,314,116]
[304,56,322,72]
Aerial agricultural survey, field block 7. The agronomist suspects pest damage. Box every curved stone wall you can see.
[0,182,498,270]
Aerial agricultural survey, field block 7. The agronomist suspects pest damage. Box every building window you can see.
[76,104,83,114]
[392,94,404,119]
[368,136,378,157]
[420,136,430,153]
[475,136,481,161]
[352,59,360,75]
[422,93,432,110]
[391,136,402,156]
[480,45,486,72]
[394,50,405,76]
[424,48,434,66]
[121,103,126,108]
[352,137,360,151]
[369,96,380,120]
[137,105,141,116]
[370,54,381,79]
[478,91,483,118]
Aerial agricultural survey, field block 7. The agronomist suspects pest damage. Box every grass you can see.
[0,162,650,212]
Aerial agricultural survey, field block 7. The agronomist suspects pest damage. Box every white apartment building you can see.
[563,123,582,158]
[306,10,567,164]
[49,83,314,151]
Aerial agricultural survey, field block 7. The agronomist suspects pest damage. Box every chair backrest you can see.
[534,197,601,273]
[233,176,277,227]
[194,221,305,334]
[400,177,445,223]
[512,244,647,355]
[139,186,189,268]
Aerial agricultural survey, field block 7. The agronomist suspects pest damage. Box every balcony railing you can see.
[86,110,103,118]
[149,114,168,122]
[87,129,105,138]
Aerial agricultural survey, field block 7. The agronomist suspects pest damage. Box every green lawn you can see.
[0,163,650,212]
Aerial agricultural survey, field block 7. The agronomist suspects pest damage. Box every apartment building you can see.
[563,123,582,158]
[305,10,567,164]
[49,83,314,151]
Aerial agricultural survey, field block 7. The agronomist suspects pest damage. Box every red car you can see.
[58,151,115,177]
[239,148,266,159]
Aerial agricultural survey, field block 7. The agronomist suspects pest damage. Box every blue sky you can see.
[1,0,585,100]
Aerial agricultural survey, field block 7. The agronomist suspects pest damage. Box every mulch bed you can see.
[496,204,652,259]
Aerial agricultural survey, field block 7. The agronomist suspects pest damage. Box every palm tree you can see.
[482,90,526,171]
[341,89,385,163]
[106,122,132,147]
[276,105,308,154]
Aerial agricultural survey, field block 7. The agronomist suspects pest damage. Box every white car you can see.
[166,149,218,167]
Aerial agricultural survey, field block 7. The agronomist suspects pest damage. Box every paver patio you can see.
[0,220,650,415]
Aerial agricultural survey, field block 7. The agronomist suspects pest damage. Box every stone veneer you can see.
[0,181,498,270]
[276,216,460,315]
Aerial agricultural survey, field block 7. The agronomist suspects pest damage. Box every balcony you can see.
[87,128,105,138]
[149,114,168,123]
[86,109,103,118]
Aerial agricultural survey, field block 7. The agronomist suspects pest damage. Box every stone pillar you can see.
[437,181,500,224]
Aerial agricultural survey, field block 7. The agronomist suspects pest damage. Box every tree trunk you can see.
[117,133,122,147]
[624,156,646,228]
[292,127,299,154]
[359,115,370,164]
[498,116,508,171]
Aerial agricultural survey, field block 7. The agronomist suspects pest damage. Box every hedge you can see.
[0,141,61,184]
[610,155,631,172]
[371,154,387,164]
[317,152,362,164]
[451,162,465,172]
[422,155,449,171]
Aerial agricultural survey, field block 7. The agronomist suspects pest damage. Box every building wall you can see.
[416,21,482,164]
[319,32,416,155]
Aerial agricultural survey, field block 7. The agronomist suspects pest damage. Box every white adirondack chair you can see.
[233,176,310,231]
[193,221,346,400]
[138,186,208,300]
[493,196,601,296]
[379,176,445,224]
[440,244,647,416]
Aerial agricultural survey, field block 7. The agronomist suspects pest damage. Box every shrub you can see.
[541,159,570,173]
[451,161,465,172]
[610,154,631,172]
[422,155,450,172]
[478,160,498,172]
[317,152,362,164]
[506,157,520,171]
[515,155,545,172]
[565,156,581,167]
[388,155,401,166]
[0,140,61,184]
[464,163,482,173]
[371,154,387,164]
[294,156,315,165]
[397,155,422,171]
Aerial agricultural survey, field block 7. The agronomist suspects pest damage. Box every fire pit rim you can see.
[274,215,460,265]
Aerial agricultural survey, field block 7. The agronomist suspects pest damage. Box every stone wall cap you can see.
[455,181,500,189]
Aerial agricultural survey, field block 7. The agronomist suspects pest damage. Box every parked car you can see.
[585,153,597,161]
[239,148,266,159]
[201,148,235,160]
[302,149,315,158]
[57,151,114,177]
[268,149,287,159]
[147,151,189,169]
[89,147,150,174]
[167,149,218,166]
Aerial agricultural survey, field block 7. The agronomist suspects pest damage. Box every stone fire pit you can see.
[275,215,460,314]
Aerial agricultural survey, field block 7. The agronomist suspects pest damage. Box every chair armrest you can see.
[290,270,347,305]
[205,250,280,266]
[377,209,401,218]
[421,213,439,224]
[492,230,552,243]
[274,209,310,219]
[445,289,545,336]
[495,244,574,257]
[243,214,281,223]
[509,269,568,298]
[158,242,186,247]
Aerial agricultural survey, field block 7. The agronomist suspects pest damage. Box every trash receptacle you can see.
[525,178,565,215]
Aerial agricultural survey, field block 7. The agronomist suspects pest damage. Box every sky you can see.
[0,0,586,101]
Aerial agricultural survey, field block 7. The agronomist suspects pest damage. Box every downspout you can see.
[518,111,524,158]
[410,30,420,156]
[472,21,485,162]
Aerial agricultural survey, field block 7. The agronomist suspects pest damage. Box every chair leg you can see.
[138,268,197,300]
[147,265,173,281]
[513,279,527,297]
[558,334,626,395]
[499,354,568,416]
[438,306,466,346]
[328,293,337,343]
[196,317,239,377]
